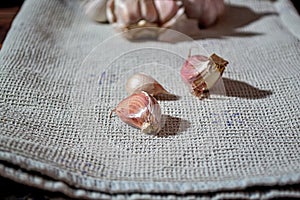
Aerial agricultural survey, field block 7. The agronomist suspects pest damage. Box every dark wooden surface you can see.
[0,1,23,49]
[292,0,300,14]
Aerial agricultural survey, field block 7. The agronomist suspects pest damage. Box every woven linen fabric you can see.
[1,0,300,199]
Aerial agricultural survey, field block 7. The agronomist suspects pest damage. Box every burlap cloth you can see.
[1,0,300,199]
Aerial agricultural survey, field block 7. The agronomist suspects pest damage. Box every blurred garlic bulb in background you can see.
[83,0,225,37]
[106,0,184,34]
[83,0,108,22]
[182,0,225,27]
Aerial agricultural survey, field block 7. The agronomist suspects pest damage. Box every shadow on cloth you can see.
[129,4,277,43]
[156,115,190,137]
[188,4,277,40]
[221,77,272,99]
[155,93,181,101]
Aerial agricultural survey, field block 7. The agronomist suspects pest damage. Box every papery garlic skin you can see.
[181,53,228,98]
[126,73,169,96]
[113,91,161,134]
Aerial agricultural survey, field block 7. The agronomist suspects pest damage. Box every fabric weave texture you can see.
[0,0,300,199]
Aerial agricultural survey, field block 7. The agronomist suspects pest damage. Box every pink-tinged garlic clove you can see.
[106,0,116,23]
[125,73,169,96]
[107,0,142,28]
[112,91,162,134]
[140,0,159,23]
[181,55,210,83]
[182,0,225,27]
[153,0,179,24]
[181,53,228,98]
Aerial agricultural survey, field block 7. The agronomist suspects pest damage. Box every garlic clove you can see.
[181,53,228,98]
[106,0,116,23]
[182,0,225,27]
[107,0,142,29]
[140,0,158,23]
[180,54,210,82]
[112,91,162,134]
[125,73,169,96]
[154,0,179,24]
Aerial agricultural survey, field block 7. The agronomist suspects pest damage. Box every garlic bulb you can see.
[112,91,162,134]
[106,0,184,36]
[126,73,169,96]
[83,0,108,22]
[182,0,225,27]
[181,53,228,98]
